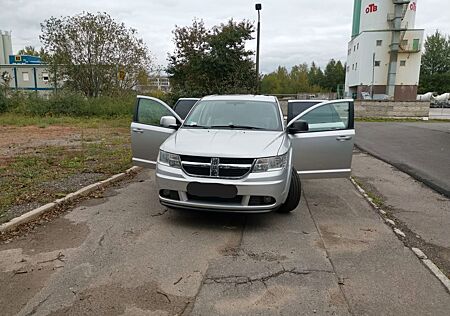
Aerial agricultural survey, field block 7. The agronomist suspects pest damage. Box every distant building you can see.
[0,30,55,95]
[136,75,170,93]
[149,76,170,92]
[345,0,424,101]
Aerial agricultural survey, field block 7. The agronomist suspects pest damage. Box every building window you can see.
[22,72,29,81]
[352,64,354,70]
[376,40,382,46]
[348,48,351,55]
[42,73,49,82]
[354,45,356,52]
[374,61,381,67]
[347,66,350,72]
[401,39,408,47]
[400,60,406,66]
[355,63,358,70]
[357,43,359,50]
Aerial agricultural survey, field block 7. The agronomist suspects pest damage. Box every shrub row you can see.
[0,90,136,117]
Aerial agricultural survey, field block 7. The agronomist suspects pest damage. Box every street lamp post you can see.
[255,3,262,94]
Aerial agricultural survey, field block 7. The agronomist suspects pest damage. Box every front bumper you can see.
[156,163,290,213]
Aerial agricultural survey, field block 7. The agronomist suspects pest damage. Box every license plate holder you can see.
[187,182,238,199]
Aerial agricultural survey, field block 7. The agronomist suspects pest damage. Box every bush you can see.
[6,92,136,117]
[0,89,8,113]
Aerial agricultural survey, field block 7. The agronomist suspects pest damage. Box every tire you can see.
[277,168,301,213]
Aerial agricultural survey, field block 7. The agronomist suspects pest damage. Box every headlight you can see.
[252,153,288,172]
[158,150,181,168]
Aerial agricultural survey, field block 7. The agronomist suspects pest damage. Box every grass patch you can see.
[0,122,131,222]
[352,177,384,207]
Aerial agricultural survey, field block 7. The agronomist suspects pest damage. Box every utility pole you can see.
[255,3,262,94]
[371,52,375,99]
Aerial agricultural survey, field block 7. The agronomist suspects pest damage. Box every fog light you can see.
[263,196,272,204]
[162,189,171,197]
[249,196,275,206]
[159,189,180,200]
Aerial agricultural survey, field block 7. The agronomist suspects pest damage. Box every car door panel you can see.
[131,122,176,168]
[288,100,354,179]
[131,96,182,168]
[289,129,354,178]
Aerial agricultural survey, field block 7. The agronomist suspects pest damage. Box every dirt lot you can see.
[0,116,131,224]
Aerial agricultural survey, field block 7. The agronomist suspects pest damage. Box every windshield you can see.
[183,100,282,131]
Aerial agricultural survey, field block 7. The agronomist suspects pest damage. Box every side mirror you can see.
[288,121,308,134]
[160,116,178,129]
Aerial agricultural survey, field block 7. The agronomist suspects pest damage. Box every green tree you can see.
[289,63,310,93]
[40,12,151,97]
[323,59,345,92]
[17,46,39,56]
[261,60,345,94]
[167,19,256,96]
[260,66,290,94]
[419,30,450,93]
[307,62,325,89]
[421,31,450,76]
[17,46,50,62]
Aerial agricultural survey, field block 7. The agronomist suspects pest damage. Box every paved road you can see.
[355,122,450,197]
[1,170,449,315]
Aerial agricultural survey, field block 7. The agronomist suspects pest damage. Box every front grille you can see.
[183,165,210,176]
[180,156,254,179]
[219,167,248,178]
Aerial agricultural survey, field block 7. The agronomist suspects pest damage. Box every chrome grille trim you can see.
[182,161,211,167]
[181,156,254,179]
[218,164,252,169]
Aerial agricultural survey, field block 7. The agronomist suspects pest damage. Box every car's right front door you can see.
[131,96,182,168]
[288,100,355,179]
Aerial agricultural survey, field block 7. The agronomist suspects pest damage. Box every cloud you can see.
[1,0,448,73]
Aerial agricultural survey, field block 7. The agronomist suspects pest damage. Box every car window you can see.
[184,100,282,131]
[300,102,350,132]
[173,99,198,119]
[136,98,172,126]
[287,101,322,122]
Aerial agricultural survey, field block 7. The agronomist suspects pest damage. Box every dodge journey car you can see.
[131,95,354,213]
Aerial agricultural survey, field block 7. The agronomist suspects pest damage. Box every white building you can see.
[0,30,55,95]
[345,0,424,101]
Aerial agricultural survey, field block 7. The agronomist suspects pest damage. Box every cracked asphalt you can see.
[1,170,449,315]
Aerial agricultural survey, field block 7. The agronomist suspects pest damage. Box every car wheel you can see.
[277,168,301,213]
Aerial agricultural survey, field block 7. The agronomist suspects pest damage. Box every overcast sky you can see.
[1,0,449,73]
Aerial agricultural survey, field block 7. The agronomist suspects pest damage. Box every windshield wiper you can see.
[183,124,209,128]
[209,124,265,130]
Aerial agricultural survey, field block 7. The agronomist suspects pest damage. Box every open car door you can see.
[287,100,355,179]
[131,96,183,168]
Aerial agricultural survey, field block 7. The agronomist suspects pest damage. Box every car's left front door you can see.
[131,96,182,168]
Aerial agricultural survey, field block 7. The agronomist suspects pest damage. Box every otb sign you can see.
[365,3,378,14]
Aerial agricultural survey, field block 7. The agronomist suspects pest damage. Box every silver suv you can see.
[131,95,354,213]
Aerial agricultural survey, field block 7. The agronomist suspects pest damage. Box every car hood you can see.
[160,128,286,158]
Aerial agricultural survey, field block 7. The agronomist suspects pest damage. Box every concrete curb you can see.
[0,166,141,233]
[350,176,450,293]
